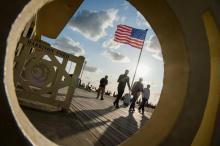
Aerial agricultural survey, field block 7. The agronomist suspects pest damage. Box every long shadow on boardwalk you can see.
[23,102,149,146]
[93,111,139,146]
[23,107,112,142]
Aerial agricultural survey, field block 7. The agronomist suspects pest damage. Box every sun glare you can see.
[136,63,151,79]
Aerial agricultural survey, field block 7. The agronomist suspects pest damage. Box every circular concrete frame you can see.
[4,0,213,146]
[122,1,189,145]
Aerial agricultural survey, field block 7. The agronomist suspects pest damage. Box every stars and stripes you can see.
[114,24,147,49]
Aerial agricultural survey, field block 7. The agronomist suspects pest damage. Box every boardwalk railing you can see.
[14,37,85,111]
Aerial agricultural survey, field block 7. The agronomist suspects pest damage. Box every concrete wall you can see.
[123,0,220,146]
[1,0,57,146]
[0,1,32,145]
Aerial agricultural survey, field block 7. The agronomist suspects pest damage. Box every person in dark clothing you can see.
[113,70,131,108]
[129,78,144,111]
[97,75,108,100]
[138,84,150,114]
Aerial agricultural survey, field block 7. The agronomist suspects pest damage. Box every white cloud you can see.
[84,65,97,72]
[146,35,163,61]
[146,35,161,52]
[84,65,102,73]
[121,1,130,10]
[53,37,85,56]
[102,37,121,49]
[136,11,150,28]
[120,16,127,23]
[152,53,163,61]
[102,49,130,63]
[69,9,118,41]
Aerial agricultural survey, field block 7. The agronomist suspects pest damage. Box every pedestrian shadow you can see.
[22,106,114,145]
[93,111,146,146]
[22,101,149,146]
[140,114,149,128]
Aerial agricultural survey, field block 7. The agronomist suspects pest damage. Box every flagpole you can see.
[131,29,147,88]
[131,46,143,88]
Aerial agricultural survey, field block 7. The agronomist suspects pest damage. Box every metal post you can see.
[131,29,148,88]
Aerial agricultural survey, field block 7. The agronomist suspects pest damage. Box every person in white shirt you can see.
[138,84,150,114]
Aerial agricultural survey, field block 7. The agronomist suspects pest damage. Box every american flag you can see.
[114,24,147,49]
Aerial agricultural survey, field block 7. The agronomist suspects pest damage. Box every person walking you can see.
[97,75,108,100]
[113,70,131,108]
[129,78,144,111]
[138,84,150,114]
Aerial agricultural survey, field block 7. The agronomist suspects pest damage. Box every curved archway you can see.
[1,0,220,146]
[122,1,189,145]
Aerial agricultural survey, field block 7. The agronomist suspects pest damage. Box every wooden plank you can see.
[73,89,151,127]
[70,103,117,146]
[69,89,152,145]
[72,97,139,136]
[72,100,128,140]
[22,88,154,146]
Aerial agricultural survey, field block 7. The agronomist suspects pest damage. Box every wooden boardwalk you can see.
[23,88,153,146]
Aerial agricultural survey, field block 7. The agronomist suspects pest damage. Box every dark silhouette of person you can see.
[129,78,144,111]
[113,70,131,108]
[138,84,150,114]
[97,75,108,100]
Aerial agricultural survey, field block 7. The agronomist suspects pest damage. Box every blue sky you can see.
[42,0,164,105]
